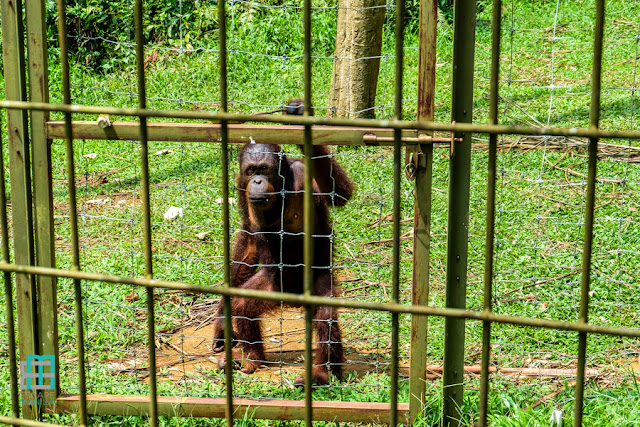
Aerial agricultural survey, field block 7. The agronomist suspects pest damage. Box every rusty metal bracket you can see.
[405,151,417,180]
[402,131,464,180]
[386,129,462,181]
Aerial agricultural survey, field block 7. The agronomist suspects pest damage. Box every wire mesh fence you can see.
[58,0,419,118]
[51,141,414,402]
[38,0,417,416]
[1,0,640,425]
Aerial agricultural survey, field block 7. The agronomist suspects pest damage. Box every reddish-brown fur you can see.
[212,103,354,385]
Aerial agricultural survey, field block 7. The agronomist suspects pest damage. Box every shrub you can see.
[46,0,197,71]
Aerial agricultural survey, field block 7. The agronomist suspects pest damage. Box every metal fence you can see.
[1,0,639,426]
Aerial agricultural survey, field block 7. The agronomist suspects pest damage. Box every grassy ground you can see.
[1,0,640,425]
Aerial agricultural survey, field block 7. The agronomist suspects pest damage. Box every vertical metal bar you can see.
[55,0,88,424]
[302,0,314,424]
[133,1,158,424]
[478,0,501,425]
[409,0,436,422]
[0,113,20,419]
[0,0,39,418]
[218,0,234,424]
[390,0,405,425]
[390,148,401,427]
[26,0,59,390]
[574,1,604,425]
[442,0,476,424]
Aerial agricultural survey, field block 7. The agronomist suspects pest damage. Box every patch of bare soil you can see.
[116,306,407,384]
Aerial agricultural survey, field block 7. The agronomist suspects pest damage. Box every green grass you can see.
[2,0,640,425]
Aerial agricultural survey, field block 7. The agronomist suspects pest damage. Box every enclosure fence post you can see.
[0,0,39,419]
[134,0,158,424]
[574,0,604,425]
[0,113,20,420]
[478,0,502,424]
[26,0,60,399]
[443,0,476,424]
[409,0,437,422]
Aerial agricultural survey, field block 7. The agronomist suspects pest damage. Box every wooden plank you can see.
[46,121,417,145]
[54,394,408,423]
[1,0,39,419]
[25,0,59,398]
[409,0,437,422]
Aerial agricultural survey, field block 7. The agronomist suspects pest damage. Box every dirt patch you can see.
[115,307,406,384]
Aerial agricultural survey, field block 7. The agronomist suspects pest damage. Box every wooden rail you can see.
[53,395,409,423]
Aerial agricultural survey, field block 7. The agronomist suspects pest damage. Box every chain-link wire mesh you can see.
[1,0,640,424]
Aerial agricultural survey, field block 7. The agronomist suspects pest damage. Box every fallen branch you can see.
[425,365,598,378]
[546,159,625,184]
[470,294,536,310]
[365,213,414,228]
[592,268,635,288]
[363,229,413,247]
[342,280,390,294]
[73,164,132,187]
[498,269,581,299]
[537,193,580,209]
[528,381,576,410]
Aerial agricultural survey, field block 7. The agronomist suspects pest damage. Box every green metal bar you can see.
[574,1,604,425]
[478,0,502,424]
[408,0,436,421]
[0,0,39,418]
[2,262,640,339]
[443,0,476,424]
[55,0,88,424]
[217,0,234,424]
[302,0,314,424]
[390,0,405,425]
[25,0,59,389]
[6,99,640,139]
[221,124,234,424]
[133,0,158,425]
[0,114,20,419]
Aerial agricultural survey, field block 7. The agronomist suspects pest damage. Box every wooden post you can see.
[26,0,60,400]
[1,0,39,418]
[408,0,437,422]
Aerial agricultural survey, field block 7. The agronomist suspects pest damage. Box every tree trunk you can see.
[329,0,386,119]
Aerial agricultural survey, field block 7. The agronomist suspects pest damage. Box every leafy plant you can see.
[45,0,198,71]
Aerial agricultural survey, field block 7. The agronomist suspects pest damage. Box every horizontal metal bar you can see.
[0,416,65,427]
[52,394,409,423]
[46,121,417,146]
[1,100,640,139]
[1,262,639,339]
